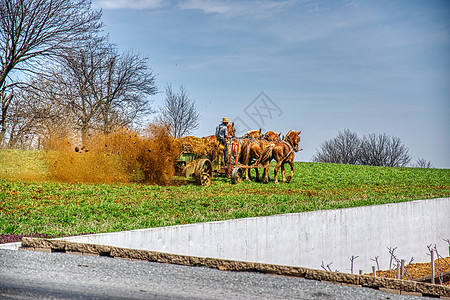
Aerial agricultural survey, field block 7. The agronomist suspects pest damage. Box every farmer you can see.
[215,117,230,165]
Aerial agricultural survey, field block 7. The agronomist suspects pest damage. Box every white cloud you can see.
[178,0,294,18]
[93,0,166,10]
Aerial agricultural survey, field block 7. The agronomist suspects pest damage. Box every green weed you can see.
[0,151,449,239]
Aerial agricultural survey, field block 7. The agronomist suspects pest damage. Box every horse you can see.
[227,122,236,138]
[239,129,275,182]
[202,135,217,142]
[242,128,263,139]
[263,131,282,142]
[261,130,301,184]
[202,122,236,143]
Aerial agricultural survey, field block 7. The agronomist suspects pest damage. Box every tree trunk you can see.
[0,92,13,146]
[81,126,88,146]
[0,120,6,146]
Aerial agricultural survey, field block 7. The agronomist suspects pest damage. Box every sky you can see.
[92,0,450,168]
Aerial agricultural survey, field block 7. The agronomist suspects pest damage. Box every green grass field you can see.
[1,149,449,241]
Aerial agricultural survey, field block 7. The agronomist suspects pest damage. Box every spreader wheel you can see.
[231,167,243,184]
[195,159,213,186]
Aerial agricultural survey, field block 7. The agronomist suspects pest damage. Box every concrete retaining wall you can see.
[2,198,448,273]
[46,198,450,273]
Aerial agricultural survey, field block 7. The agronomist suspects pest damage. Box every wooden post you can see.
[400,259,405,279]
[359,270,363,275]
[372,266,376,277]
[431,250,435,284]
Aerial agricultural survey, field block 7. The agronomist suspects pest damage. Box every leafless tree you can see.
[312,129,361,164]
[94,49,157,134]
[313,129,412,167]
[3,90,34,148]
[157,85,200,138]
[414,158,433,168]
[0,0,102,145]
[359,133,411,167]
[27,37,157,144]
[2,83,73,149]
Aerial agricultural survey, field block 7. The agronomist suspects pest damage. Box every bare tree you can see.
[3,90,34,148]
[27,37,157,144]
[359,133,411,167]
[414,158,433,168]
[0,0,102,144]
[313,129,412,167]
[2,83,73,149]
[94,49,157,134]
[312,129,361,164]
[157,85,200,138]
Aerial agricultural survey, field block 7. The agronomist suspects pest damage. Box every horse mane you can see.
[286,130,296,137]
[264,131,281,141]
[242,129,261,139]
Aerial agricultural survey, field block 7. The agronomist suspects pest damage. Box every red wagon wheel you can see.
[195,159,213,186]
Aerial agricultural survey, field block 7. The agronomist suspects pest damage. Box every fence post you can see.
[372,266,376,277]
[359,270,363,275]
[400,259,405,279]
[431,250,435,284]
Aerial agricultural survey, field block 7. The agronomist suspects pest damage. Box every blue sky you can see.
[92,0,450,168]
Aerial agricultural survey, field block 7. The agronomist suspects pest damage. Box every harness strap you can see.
[231,141,239,164]
[280,139,294,162]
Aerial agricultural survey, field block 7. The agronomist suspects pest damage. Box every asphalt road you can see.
[0,249,431,300]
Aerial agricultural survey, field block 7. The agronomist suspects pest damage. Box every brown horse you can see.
[202,135,217,142]
[203,122,236,143]
[239,129,274,181]
[227,122,236,138]
[242,128,262,139]
[261,130,301,184]
[263,131,281,142]
[240,139,266,181]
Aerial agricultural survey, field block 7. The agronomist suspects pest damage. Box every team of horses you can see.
[204,123,302,184]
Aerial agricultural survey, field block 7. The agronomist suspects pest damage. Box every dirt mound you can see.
[371,257,450,286]
[44,125,181,185]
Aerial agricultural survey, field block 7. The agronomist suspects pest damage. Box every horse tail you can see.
[260,143,274,164]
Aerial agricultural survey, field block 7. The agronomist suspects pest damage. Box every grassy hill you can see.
[1,149,449,241]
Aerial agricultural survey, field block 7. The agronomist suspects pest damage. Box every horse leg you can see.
[255,167,260,182]
[245,164,252,181]
[247,162,254,181]
[262,161,270,184]
[273,160,282,184]
[286,160,295,183]
[242,146,252,181]
[281,162,286,182]
[247,166,254,181]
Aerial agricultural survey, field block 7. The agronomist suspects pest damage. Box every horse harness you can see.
[280,138,295,162]
[228,137,242,165]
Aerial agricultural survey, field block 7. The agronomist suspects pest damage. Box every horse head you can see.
[227,122,236,138]
[285,130,301,152]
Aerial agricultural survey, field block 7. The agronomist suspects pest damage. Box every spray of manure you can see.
[44,125,182,185]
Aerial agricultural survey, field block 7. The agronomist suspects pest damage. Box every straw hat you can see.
[222,117,229,123]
